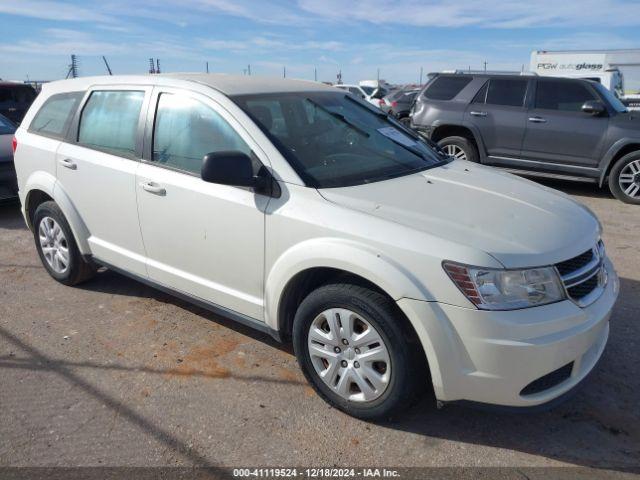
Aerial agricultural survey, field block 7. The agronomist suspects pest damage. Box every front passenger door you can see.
[136,89,269,320]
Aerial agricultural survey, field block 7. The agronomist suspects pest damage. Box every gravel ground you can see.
[0,179,638,477]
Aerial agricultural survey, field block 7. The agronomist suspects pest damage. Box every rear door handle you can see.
[470,111,487,117]
[528,116,547,123]
[59,158,77,170]
[140,181,166,196]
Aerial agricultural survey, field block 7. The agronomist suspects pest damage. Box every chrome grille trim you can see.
[557,241,607,308]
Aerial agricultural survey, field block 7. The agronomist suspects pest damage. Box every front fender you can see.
[598,138,640,186]
[22,172,91,255]
[264,237,433,331]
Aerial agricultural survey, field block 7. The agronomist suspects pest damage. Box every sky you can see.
[1,0,640,84]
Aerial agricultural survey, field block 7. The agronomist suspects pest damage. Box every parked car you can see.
[0,82,37,124]
[335,83,388,108]
[411,73,640,204]
[0,113,17,200]
[14,74,618,419]
[381,87,421,124]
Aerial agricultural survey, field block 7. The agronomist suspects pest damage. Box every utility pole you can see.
[483,60,488,72]
[66,54,78,79]
[156,59,161,74]
[283,66,286,78]
[419,66,423,85]
[314,67,317,82]
[206,61,209,73]
[377,68,380,81]
[248,64,251,76]
[102,56,112,75]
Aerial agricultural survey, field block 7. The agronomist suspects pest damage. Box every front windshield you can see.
[233,91,446,188]
[594,83,628,113]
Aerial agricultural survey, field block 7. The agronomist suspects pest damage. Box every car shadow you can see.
[0,200,27,230]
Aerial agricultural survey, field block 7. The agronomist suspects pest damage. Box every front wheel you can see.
[292,282,422,420]
[609,151,640,204]
[437,135,479,163]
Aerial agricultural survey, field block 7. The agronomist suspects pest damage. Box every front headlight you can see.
[443,262,566,310]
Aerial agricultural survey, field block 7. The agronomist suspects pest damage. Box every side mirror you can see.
[201,151,254,187]
[582,100,606,116]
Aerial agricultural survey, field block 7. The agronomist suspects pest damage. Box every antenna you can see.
[102,56,113,75]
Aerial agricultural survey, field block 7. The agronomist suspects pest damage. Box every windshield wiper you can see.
[306,98,370,138]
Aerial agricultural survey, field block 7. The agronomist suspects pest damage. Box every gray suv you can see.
[411,73,640,204]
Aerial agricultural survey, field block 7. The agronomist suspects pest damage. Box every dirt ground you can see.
[0,179,638,476]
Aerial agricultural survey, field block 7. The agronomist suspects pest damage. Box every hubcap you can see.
[38,217,70,274]
[444,144,467,161]
[619,159,640,199]
[307,308,391,402]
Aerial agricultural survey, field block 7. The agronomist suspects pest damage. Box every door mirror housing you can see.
[201,151,255,187]
[582,100,606,116]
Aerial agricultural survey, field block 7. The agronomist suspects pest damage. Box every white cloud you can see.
[201,36,343,52]
[0,0,113,22]
[298,0,640,28]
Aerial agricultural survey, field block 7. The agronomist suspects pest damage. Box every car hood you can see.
[318,161,601,268]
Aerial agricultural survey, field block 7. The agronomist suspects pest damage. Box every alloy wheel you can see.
[618,159,640,199]
[307,308,391,402]
[444,144,468,160]
[38,216,70,274]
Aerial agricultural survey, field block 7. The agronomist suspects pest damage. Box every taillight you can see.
[378,99,385,106]
[12,136,17,154]
[391,101,398,107]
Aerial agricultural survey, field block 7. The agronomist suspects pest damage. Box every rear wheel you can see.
[33,201,96,285]
[437,135,478,163]
[292,282,422,420]
[609,151,640,204]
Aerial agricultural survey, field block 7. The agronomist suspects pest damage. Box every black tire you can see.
[292,282,423,420]
[398,115,411,127]
[608,151,640,205]
[437,135,479,163]
[32,201,96,285]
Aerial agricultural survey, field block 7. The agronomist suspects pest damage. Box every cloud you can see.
[201,36,343,53]
[297,0,640,28]
[0,0,113,22]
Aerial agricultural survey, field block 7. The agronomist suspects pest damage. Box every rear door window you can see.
[485,79,528,107]
[78,90,144,157]
[535,80,597,112]
[29,92,84,139]
[424,76,472,100]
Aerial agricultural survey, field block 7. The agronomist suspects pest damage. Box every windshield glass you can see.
[0,114,15,135]
[360,86,375,96]
[233,91,447,188]
[594,83,628,113]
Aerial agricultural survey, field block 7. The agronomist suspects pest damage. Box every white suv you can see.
[13,74,619,419]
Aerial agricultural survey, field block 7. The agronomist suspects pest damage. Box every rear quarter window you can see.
[29,91,84,139]
[424,76,472,100]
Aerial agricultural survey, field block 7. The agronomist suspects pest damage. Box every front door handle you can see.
[140,181,166,196]
[59,158,77,170]
[528,116,547,123]
[470,111,487,117]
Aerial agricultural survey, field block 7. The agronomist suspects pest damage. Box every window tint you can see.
[424,76,472,100]
[471,81,488,103]
[78,91,144,156]
[0,114,15,134]
[348,87,364,98]
[535,81,596,112]
[30,92,84,138]
[486,79,528,107]
[153,93,250,175]
[12,87,36,104]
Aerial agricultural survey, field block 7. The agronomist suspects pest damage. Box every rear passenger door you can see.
[135,88,269,320]
[465,78,529,159]
[56,87,151,276]
[520,79,609,168]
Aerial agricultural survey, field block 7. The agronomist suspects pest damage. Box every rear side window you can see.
[78,91,144,156]
[485,79,528,107]
[535,81,596,112]
[29,92,83,138]
[152,93,251,175]
[0,115,15,134]
[424,76,472,100]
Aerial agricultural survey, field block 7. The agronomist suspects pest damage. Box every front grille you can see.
[556,249,594,276]
[520,362,574,396]
[555,241,606,307]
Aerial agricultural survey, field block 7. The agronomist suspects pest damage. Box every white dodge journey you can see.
[13,74,619,419]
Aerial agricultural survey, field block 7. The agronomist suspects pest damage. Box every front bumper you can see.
[398,258,619,408]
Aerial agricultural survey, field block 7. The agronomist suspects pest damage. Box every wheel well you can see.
[431,125,478,149]
[605,143,640,181]
[25,189,53,229]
